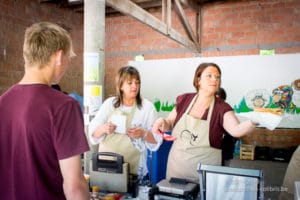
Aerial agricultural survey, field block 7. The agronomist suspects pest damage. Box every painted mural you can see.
[153,99,174,112]
[153,80,300,130]
[130,53,300,129]
[235,79,300,114]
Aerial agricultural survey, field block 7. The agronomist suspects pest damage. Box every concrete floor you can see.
[229,157,289,200]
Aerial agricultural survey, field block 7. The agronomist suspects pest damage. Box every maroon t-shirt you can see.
[174,92,233,149]
[0,84,89,200]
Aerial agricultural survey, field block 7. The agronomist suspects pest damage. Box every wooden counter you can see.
[241,128,300,148]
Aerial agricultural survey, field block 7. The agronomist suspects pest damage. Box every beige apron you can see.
[167,96,221,182]
[98,104,140,175]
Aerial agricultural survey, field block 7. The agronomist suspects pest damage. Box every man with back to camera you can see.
[0,22,90,200]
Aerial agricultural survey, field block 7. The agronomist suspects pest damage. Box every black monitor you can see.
[197,164,264,200]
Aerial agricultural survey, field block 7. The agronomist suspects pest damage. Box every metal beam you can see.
[162,0,171,26]
[174,0,199,45]
[106,0,200,52]
[180,0,201,13]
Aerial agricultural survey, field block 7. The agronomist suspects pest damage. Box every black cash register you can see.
[149,177,199,200]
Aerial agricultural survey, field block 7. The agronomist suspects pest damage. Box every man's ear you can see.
[54,50,64,66]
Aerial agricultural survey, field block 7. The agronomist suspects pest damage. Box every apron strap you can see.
[99,102,140,175]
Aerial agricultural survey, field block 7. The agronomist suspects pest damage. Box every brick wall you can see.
[105,0,300,97]
[0,0,83,95]
[1,0,300,98]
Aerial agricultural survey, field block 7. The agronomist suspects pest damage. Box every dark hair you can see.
[216,87,227,100]
[113,66,142,108]
[193,62,222,91]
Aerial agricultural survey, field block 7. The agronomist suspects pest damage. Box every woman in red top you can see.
[152,62,258,183]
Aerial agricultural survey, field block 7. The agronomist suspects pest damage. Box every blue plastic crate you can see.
[147,138,173,185]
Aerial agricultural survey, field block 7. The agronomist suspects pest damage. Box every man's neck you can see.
[19,65,52,85]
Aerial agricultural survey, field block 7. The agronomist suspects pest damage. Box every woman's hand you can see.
[127,126,146,139]
[151,117,166,134]
[104,122,117,135]
[152,109,176,134]
[92,122,116,139]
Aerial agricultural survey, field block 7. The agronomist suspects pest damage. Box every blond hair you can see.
[23,22,75,68]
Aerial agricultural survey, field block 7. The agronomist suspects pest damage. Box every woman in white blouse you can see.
[88,66,163,180]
